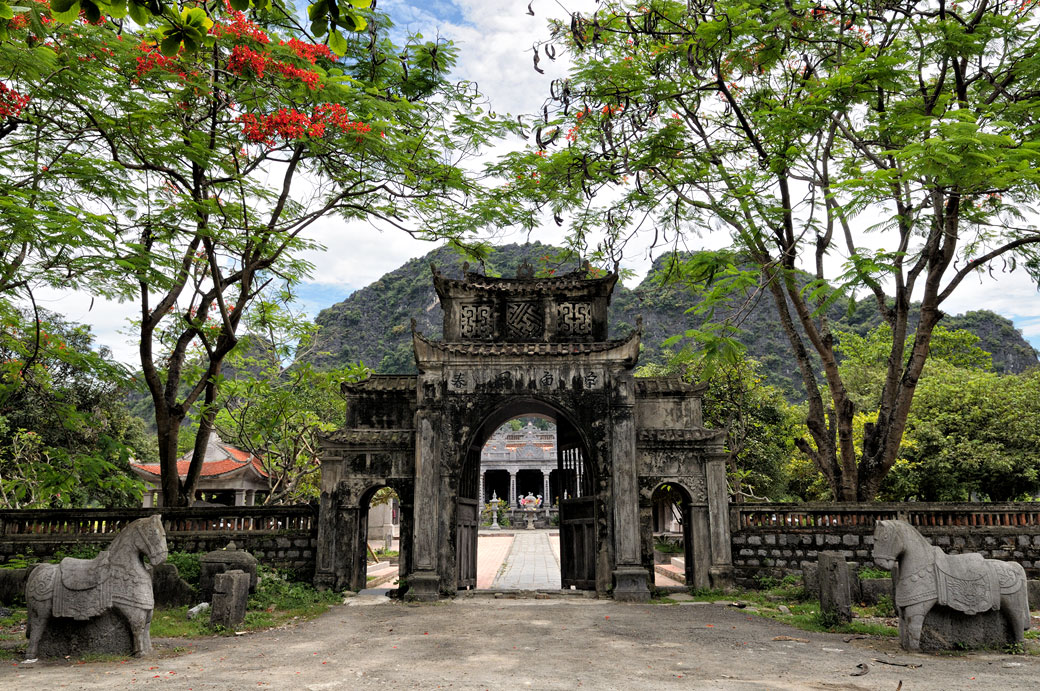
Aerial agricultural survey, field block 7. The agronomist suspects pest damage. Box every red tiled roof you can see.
[131,440,268,479]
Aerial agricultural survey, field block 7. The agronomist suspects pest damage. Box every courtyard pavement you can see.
[8,596,1039,690]
[492,530,561,590]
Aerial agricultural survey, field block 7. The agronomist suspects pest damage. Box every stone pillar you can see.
[689,507,712,590]
[409,406,441,601]
[705,455,734,588]
[313,486,338,590]
[610,376,649,602]
[509,472,517,508]
[142,491,153,508]
[818,552,852,625]
[234,489,246,506]
[245,490,255,506]
[478,472,485,510]
[542,473,550,503]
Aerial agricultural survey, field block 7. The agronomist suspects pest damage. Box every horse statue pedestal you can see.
[872,519,1030,651]
[24,514,167,662]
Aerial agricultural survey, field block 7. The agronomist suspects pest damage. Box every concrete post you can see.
[509,472,517,508]
[234,489,245,506]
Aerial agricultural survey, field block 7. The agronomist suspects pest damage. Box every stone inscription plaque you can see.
[446,367,605,393]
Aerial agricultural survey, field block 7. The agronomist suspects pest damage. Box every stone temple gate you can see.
[314,262,733,601]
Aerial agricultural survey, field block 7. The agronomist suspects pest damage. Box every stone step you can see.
[655,562,686,585]
[670,556,685,570]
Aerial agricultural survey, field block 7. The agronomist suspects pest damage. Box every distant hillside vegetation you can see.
[306,244,1039,398]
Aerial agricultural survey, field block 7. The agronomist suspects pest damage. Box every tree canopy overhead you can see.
[1,2,509,505]
[504,0,1040,500]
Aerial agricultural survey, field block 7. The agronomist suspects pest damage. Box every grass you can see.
[657,579,900,639]
[151,568,340,638]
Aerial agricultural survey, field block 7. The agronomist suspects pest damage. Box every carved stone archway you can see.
[315,262,733,601]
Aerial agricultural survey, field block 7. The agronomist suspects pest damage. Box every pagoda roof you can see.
[431,262,618,298]
[131,434,268,481]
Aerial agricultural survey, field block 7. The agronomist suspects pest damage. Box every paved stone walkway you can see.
[492,529,561,590]
[475,533,513,589]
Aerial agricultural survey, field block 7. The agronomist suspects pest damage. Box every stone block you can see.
[919,606,1016,652]
[0,566,35,606]
[152,563,196,608]
[35,611,134,659]
[801,561,818,593]
[210,570,250,629]
[858,578,893,606]
[747,535,762,546]
[276,537,292,549]
[842,534,859,547]
[1027,580,1040,609]
[817,552,852,625]
[825,535,841,545]
[200,543,258,600]
[764,534,776,546]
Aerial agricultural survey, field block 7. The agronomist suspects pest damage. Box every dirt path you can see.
[3,597,1037,690]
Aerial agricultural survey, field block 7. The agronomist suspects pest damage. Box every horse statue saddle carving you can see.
[52,552,113,620]
[933,548,1001,615]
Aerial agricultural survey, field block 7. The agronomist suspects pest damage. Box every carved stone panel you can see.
[505,302,543,340]
[556,302,593,338]
[459,304,494,339]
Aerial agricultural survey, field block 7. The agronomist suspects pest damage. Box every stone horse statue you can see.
[24,514,167,662]
[872,519,1030,650]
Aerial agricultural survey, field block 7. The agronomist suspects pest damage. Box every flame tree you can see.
[1,3,508,505]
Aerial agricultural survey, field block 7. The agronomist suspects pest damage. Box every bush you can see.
[52,544,102,562]
[166,552,202,587]
[248,567,339,612]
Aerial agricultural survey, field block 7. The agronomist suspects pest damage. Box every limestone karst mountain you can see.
[305,243,1039,398]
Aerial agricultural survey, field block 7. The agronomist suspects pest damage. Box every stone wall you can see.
[0,506,318,581]
[730,503,1040,588]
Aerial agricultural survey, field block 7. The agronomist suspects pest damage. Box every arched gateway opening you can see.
[314,260,734,602]
[457,403,597,590]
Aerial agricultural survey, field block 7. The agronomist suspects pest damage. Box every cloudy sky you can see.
[40,0,1040,362]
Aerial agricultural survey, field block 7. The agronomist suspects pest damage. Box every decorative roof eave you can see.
[634,376,709,397]
[411,326,641,369]
[636,428,727,449]
[319,429,416,450]
[430,263,618,300]
[342,375,418,396]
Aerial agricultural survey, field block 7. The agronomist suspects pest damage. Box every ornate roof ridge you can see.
[411,327,640,360]
[430,262,618,295]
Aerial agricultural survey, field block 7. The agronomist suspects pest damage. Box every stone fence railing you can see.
[0,506,318,579]
[732,502,1040,530]
[730,502,1040,587]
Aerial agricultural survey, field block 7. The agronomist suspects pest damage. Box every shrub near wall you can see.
[0,506,319,582]
[730,503,1040,588]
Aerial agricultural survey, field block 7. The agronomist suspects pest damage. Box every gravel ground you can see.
[2,595,1038,690]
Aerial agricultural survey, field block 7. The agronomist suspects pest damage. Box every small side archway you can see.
[642,481,712,590]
